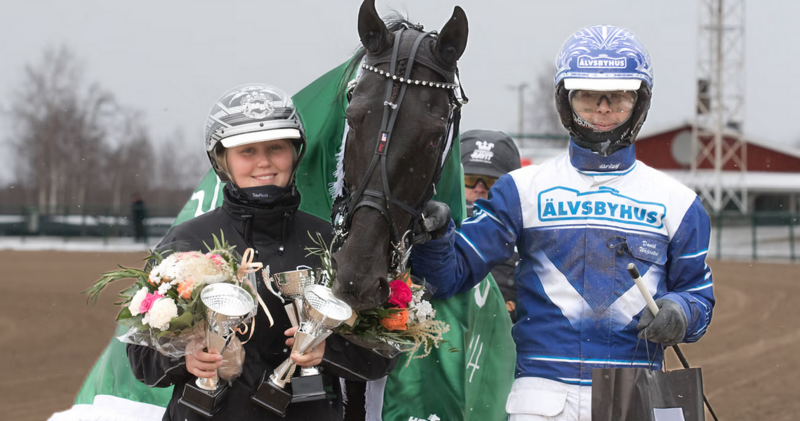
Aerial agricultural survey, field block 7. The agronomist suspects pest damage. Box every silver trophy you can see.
[252,283,352,416]
[266,267,318,333]
[179,283,255,417]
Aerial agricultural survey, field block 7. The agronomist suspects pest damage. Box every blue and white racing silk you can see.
[410,140,714,386]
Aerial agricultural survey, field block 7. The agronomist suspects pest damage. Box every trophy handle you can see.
[265,274,284,303]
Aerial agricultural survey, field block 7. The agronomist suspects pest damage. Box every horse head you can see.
[331,0,468,310]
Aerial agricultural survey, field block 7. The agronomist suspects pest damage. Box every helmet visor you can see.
[569,90,637,132]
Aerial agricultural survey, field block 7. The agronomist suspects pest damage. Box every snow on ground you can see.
[0,226,796,262]
[0,236,162,252]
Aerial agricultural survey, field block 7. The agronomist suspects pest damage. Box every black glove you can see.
[637,298,688,346]
[417,200,451,242]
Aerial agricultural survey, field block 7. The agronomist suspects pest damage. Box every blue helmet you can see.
[554,25,654,156]
[555,25,653,90]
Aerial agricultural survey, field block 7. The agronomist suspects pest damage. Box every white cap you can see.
[220,128,302,148]
[563,78,642,91]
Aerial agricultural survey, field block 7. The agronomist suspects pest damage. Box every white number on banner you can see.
[189,176,222,217]
[467,334,483,383]
[473,280,490,308]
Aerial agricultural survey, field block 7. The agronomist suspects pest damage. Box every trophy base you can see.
[251,371,293,417]
[178,382,229,418]
[291,374,327,403]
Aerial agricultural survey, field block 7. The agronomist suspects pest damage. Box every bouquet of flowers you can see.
[84,234,258,358]
[306,233,449,364]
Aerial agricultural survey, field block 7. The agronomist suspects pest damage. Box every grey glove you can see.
[419,200,451,241]
[637,298,688,346]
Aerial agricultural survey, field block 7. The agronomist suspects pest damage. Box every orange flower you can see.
[177,279,195,299]
[380,308,409,331]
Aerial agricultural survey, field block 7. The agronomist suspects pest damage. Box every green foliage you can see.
[83,264,151,305]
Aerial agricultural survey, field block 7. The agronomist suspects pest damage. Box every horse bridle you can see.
[331,24,467,275]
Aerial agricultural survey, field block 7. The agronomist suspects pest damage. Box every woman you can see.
[127,84,395,421]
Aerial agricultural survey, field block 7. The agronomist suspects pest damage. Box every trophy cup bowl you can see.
[179,283,254,417]
[270,269,318,299]
[251,284,352,416]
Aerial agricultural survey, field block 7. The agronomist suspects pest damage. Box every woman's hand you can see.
[284,327,325,367]
[185,338,222,378]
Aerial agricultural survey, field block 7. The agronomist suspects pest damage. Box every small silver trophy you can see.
[179,283,255,417]
[252,283,352,416]
[266,267,318,332]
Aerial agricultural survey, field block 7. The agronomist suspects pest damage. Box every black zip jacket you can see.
[127,186,397,421]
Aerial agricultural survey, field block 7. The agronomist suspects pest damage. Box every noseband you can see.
[332,25,467,275]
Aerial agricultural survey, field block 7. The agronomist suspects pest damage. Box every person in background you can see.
[460,130,521,321]
[131,193,147,243]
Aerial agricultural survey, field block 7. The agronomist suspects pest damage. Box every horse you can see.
[330,0,469,310]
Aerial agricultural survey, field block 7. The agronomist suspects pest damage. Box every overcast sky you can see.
[0,0,795,184]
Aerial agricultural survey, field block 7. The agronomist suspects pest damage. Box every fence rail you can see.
[0,206,796,261]
[0,205,182,243]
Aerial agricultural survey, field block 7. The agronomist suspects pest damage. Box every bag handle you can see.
[628,264,720,421]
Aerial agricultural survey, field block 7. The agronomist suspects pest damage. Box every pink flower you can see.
[206,254,225,266]
[139,292,164,314]
[388,279,413,308]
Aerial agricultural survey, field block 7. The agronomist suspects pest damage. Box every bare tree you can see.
[106,108,154,213]
[154,129,207,190]
[527,65,566,140]
[10,46,115,213]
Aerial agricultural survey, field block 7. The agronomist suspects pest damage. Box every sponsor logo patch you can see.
[537,186,666,229]
[577,55,627,69]
[469,140,495,163]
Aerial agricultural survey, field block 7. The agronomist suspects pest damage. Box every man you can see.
[461,130,521,321]
[131,193,147,243]
[412,25,714,419]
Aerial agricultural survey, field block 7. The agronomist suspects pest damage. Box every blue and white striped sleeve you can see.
[661,197,716,343]
[410,174,524,299]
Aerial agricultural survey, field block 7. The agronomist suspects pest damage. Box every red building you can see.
[635,123,800,212]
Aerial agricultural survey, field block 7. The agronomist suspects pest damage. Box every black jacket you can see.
[127,186,396,421]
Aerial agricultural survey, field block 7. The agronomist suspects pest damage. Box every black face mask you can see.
[227,183,294,207]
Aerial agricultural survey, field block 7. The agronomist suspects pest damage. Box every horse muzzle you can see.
[331,274,391,311]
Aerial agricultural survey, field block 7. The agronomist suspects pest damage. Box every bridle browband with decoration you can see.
[331,24,467,275]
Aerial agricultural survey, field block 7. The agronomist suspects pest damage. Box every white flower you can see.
[147,298,178,330]
[148,272,162,285]
[157,282,171,296]
[166,263,182,284]
[128,288,149,316]
[412,300,434,322]
[412,289,425,304]
[203,274,227,284]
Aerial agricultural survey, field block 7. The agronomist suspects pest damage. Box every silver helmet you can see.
[204,84,306,183]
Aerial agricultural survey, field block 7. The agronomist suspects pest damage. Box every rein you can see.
[332,25,466,275]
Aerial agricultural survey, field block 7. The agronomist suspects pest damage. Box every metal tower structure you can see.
[691,0,748,213]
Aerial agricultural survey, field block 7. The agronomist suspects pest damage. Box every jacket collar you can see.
[221,184,300,239]
[568,139,637,176]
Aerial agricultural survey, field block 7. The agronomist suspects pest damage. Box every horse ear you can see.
[435,6,469,65]
[358,0,392,54]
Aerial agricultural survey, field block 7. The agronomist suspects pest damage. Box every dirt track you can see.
[1,251,798,421]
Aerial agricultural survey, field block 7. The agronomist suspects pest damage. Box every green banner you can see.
[74,60,515,421]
